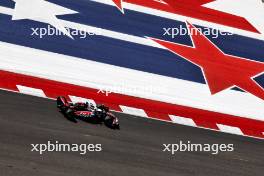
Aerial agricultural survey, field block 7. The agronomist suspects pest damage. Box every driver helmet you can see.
[89,103,95,110]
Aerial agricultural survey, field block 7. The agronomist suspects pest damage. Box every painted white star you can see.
[12,0,78,39]
[203,0,264,34]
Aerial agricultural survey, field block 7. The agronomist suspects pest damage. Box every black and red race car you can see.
[56,96,120,129]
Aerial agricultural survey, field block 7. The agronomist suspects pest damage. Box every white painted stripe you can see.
[169,115,197,127]
[62,20,163,49]
[16,85,46,97]
[0,41,264,121]
[216,124,244,135]
[120,105,148,117]
[0,6,12,15]
[69,95,96,106]
[91,0,264,41]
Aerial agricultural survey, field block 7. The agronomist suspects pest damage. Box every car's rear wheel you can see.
[57,96,70,112]
[57,97,64,107]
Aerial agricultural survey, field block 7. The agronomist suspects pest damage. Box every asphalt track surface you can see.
[0,90,263,176]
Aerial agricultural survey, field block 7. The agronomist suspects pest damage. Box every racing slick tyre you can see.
[104,115,120,130]
[65,108,76,121]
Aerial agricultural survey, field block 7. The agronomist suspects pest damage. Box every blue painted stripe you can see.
[0,0,14,8]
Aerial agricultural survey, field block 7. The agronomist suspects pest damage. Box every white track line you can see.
[17,85,47,98]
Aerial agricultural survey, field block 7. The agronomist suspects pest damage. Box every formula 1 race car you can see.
[56,96,120,129]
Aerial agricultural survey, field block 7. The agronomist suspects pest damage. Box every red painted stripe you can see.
[124,0,258,33]
[0,70,263,138]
